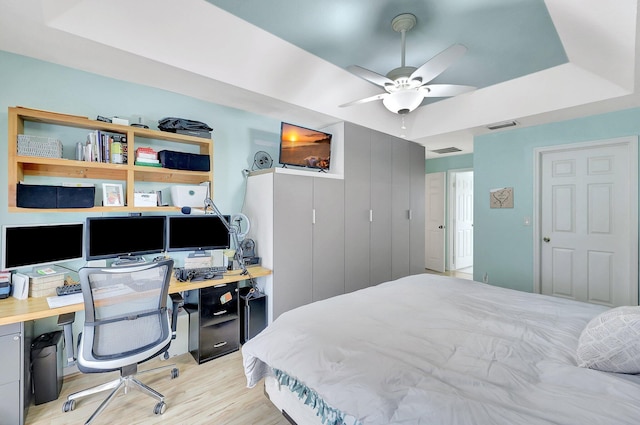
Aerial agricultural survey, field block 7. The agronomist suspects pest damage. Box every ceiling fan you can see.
[341,13,475,115]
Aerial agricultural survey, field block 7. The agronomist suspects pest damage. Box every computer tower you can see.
[240,289,267,343]
[31,330,63,405]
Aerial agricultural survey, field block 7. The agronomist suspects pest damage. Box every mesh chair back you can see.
[78,260,174,369]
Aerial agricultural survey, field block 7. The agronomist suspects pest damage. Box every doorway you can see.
[448,169,474,273]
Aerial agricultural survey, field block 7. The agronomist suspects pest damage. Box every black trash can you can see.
[31,330,64,405]
[240,287,267,344]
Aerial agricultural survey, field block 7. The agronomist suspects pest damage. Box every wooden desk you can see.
[0,266,271,326]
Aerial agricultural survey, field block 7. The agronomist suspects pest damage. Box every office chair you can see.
[59,259,181,424]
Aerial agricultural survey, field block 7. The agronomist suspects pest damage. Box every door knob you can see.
[543,237,550,243]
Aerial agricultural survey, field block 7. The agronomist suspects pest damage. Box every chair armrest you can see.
[169,293,184,338]
[57,312,75,327]
[57,312,76,366]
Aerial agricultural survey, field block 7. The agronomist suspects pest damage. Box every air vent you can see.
[430,147,462,154]
[487,120,518,130]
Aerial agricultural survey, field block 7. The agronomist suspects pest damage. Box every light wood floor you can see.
[26,350,289,425]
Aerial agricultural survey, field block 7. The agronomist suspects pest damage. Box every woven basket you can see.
[17,134,63,158]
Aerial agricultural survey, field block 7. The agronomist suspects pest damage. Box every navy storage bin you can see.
[17,183,95,208]
[158,150,210,172]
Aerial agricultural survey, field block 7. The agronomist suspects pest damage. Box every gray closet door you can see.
[391,138,412,280]
[370,131,392,286]
[409,142,426,275]
[273,173,313,317]
[312,177,345,301]
[344,123,372,293]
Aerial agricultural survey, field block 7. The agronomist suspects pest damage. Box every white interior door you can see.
[452,171,474,270]
[538,138,638,307]
[425,172,445,272]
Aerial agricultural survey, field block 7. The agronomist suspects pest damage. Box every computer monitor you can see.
[166,215,230,257]
[86,216,166,264]
[1,222,84,271]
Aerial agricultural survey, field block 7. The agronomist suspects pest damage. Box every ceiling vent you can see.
[430,147,462,154]
[487,120,518,130]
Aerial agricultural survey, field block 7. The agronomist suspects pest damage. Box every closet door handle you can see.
[312,209,316,224]
[369,209,373,222]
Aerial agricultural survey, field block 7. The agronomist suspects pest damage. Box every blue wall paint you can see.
[425,153,473,174]
[474,107,640,293]
[0,50,281,225]
[0,50,284,336]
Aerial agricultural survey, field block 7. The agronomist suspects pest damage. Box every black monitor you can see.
[1,222,84,271]
[86,216,166,264]
[166,215,230,257]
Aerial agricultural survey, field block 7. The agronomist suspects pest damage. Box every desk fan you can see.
[252,151,273,170]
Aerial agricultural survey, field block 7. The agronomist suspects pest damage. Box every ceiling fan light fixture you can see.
[383,90,423,115]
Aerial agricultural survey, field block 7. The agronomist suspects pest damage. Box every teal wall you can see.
[425,153,473,174]
[0,50,282,335]
[0,50,282,234]
[474,107,640,292]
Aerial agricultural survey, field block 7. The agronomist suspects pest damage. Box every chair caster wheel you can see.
[62,399,76,412]
[171,368,179,379]
[163,351,169,360]
[154,401,166,415]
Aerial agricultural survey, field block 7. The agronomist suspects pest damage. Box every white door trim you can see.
[533,136,638,303]
[447,168,473,271]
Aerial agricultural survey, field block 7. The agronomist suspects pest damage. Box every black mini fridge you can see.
[31,330,63,405]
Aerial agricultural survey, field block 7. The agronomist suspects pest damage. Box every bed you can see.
[242,274,640,425]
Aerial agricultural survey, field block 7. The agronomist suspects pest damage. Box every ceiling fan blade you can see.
[347,65,395,88]
[410,44,468,84]
[339,92,388,108]
[420,84,476,97]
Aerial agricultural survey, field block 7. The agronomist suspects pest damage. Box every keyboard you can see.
[56,283,82,296]
[175,266,226,282]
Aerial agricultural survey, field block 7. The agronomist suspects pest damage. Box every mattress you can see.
[243,274,640,425]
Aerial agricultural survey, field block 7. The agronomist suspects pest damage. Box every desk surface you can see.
[0,266,271,326]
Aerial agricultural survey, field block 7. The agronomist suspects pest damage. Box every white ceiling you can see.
[1,0,639,158]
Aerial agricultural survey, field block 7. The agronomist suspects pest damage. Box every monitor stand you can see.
[111,256,147,267]
[188,250,210,258]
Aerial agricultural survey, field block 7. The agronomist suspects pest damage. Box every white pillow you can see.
[576,306,640,374]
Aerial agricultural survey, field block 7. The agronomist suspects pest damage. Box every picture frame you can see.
[102,183,124,207]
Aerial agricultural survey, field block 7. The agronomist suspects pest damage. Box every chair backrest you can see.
[77,259,174,371]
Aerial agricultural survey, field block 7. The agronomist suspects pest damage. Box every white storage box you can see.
[171,185,208,207]
[134,192,158,207]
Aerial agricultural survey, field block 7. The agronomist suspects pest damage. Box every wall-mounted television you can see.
[1,222,84,270]
[279,122,332,170]
[166,215,230,257]
[86,216,166,263]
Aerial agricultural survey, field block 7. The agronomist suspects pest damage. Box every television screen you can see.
[166,215,231,254]
[279,122,332,170]
[2,222,84,270]
[86,216,166,261]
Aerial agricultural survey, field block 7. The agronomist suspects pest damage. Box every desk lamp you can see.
[202,197,255,286]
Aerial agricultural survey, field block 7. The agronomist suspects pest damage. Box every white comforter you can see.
[242,274,640,425]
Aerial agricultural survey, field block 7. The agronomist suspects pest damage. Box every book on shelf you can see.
[135,161,163,167]
[135,157,159,164]
[136,146,157,155]
[136,152,157,160]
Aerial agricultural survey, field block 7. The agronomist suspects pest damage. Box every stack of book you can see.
[0,271,11,299]
[135,147,161,167]
[84,130,127,163]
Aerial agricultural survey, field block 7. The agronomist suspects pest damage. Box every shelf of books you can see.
[8,106,214,212]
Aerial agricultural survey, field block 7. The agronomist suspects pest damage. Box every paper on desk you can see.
[47,293,83,308]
